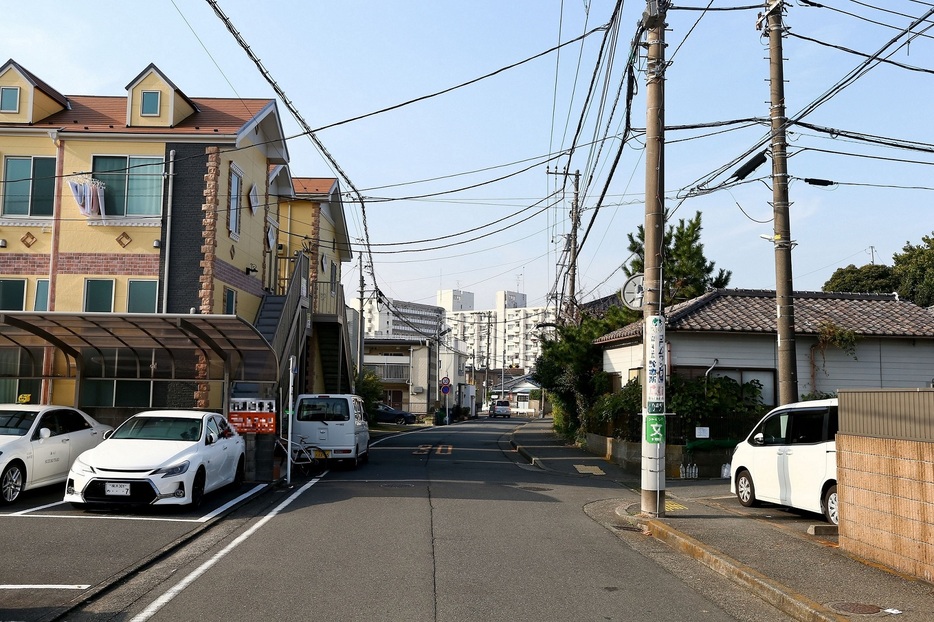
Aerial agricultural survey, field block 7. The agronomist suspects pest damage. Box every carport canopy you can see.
[0,311,279,387]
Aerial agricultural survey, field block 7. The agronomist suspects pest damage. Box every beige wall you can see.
[838,433,934,584]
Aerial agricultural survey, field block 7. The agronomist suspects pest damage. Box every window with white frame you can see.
[127,280,158,313]
[140,91,160,116]
[92,155,163,217]
[3,156,55,216]
[0,86,19,113]
[224,287,237,315]
[228,163,242,238]
[34,279,49,311]
[84,279,114,312]
[0,279,26,311]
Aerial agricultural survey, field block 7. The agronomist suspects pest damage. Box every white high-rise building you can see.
[352,296,445,339]
[437,289,474,312]
[439,289,556,373]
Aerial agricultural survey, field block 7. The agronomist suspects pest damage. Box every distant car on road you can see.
[730,398,839,525]
[489,400,511,418]
[64,409,245,509]
[373,403,417,425]
[0,404,112,504]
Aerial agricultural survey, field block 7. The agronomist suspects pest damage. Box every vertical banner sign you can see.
[645,414,665,444]
[646,315,666,414]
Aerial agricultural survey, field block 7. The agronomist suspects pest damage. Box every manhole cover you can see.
[829,602,882,615]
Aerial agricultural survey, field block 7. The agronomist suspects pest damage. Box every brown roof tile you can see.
[292,177,337,195]
[18,95,271,136]
[595,289,934,345]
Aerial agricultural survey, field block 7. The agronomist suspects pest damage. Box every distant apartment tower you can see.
[437,289,474,312]
[439,290,556,373]
[355,296,445,338]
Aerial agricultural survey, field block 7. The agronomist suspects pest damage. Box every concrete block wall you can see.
[837,433,934,584]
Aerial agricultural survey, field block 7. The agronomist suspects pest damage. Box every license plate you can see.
[314,449,329,459]
[105,482,131,496]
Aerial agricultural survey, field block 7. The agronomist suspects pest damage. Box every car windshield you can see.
[0,411,36,436]
[296,398,350,422]
[112,416,202,441]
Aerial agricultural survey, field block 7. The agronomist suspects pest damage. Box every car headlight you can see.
[153,460,190,478]
[72,456,96,475]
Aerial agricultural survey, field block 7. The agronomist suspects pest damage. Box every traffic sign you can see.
[441,385,451,394]
[441,376,451,386]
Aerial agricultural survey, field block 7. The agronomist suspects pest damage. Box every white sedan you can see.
[65,410,245,509]
[0,404,112,504]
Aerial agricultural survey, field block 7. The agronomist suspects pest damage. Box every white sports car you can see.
[65,410,245,508]
[0,404,112,504]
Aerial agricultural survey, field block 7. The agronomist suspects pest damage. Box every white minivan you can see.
[292,394,370,468]
[730,398,839,524]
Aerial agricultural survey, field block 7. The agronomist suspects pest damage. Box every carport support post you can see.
[641,0,668,518]
[286,354,296,485]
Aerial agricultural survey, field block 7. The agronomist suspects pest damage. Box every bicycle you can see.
[274,434,328,477]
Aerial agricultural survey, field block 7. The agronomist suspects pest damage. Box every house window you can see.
[140,91,160,116]
[0,279,26,310]
[84,279,114,312]
[228,164,243,238]
[34,280,48,311]
[224,287,237,315]
[330,262,338,295]
[79,348,153,408]
[3,156,55,216]
[92,155,163,217]
[0,86,19,113]
[127,280,158,313]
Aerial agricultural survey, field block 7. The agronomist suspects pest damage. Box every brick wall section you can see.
[60,253,159,275]
[838,433,934,584]
[195,146,221,407]
[165,143,212,315]
[0,253,49,274]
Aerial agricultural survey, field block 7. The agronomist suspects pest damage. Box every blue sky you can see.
[4,1,932,310]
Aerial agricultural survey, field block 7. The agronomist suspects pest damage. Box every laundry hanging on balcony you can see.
[68,175,105,217]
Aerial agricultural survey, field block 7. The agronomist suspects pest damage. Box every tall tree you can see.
[624,211,731,306]
[893,232,934,307]
[823,263,899,294]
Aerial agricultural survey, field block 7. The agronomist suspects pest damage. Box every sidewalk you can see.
[511,417,934,622]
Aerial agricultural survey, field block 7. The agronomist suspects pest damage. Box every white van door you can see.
[748,409,790,506]
[785,407,835,514]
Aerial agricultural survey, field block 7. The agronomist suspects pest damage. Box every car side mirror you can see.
[206,432,218,445]
[104,429,114,440]
[753,432,765,446]
[39,427,51,440]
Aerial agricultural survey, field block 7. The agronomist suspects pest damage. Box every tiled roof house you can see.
[596,289,934,405]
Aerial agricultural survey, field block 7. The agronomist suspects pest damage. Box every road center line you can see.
[129,476,322,622]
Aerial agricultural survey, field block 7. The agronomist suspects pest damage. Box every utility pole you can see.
[357,258,365,391]
[762,0,799,405]
[547,168,581,322]
[641,0,668,518]
[484,311,491,407]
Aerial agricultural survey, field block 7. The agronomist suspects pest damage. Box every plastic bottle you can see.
[679,463,685,479]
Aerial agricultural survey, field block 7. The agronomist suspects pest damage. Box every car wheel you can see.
[735,469,758,507]
[1,461,25,504]
[233,456,245,488]
[190,468,206,508]
[823,484,838,525]
[394,416,405,425]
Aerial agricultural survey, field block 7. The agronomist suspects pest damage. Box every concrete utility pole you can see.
[641,0,668,518]
[357,258,365,390]
[763,0,799,405]
[547,168,581,322]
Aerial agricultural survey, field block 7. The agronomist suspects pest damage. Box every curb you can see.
[614,503,848,622]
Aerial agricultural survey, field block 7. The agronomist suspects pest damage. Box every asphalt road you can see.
[2,419,796,622]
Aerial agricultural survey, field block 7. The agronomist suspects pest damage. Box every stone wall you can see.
[837,433,934,584]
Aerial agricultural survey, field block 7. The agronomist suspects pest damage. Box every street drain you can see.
[828,602,883,616]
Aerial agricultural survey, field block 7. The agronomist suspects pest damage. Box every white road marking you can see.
[130,476,323,622]
[0,584,90,590]
[3,484,266,523]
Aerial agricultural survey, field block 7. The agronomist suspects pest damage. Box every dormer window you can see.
[0,86,19,113]
[140,91,160,116]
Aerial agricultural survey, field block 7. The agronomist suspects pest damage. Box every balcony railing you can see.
[311,281,345,319]
[364,363,410,382]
